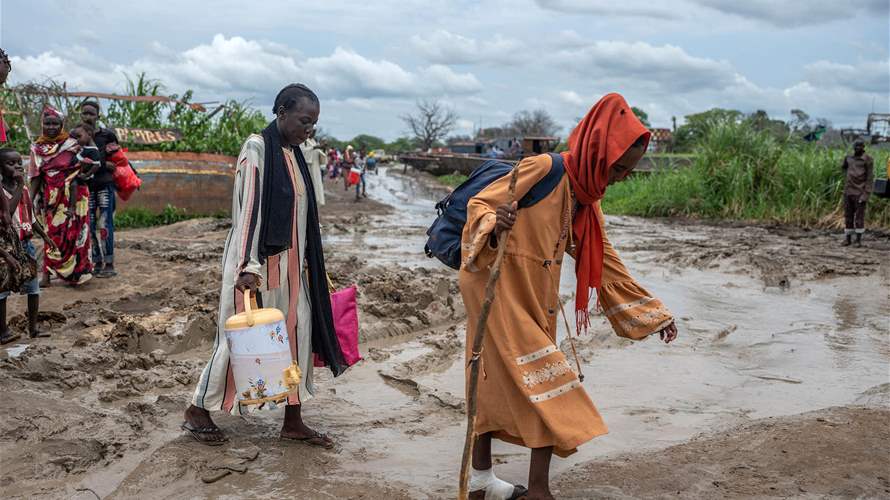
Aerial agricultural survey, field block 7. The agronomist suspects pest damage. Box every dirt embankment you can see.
[554,406,890,499]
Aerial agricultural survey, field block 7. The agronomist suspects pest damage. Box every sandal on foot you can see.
[29,331,51,339]
[0,331,21,345]
[509,486,529,500]
[181,421,227,446]
[470,485,528,500]
[281,430,334,449]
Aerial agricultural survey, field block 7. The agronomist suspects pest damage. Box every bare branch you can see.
[400,99,458,150]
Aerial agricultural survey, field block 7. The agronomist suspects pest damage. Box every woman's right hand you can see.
[494,201,518,236]
[235,272,259,293]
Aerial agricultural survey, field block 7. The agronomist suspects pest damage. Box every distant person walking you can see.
[28,107,93,286]
[354,150,366,201]
[841,140,874,247]
[342,145,355,191]
[365,150,378,174]
[300,132,326,205]
[80,100,120,277]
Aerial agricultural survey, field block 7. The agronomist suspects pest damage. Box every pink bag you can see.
[315,282,362,367]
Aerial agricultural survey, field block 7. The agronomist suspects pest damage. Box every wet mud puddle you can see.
[322,166,449,269]
[339,254,889,497]
[317,168,890,496]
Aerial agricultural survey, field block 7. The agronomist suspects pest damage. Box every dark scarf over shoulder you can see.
[258,120,347,376]
[259,121,296,259]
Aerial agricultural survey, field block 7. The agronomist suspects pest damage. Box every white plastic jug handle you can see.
[243,289,255,327]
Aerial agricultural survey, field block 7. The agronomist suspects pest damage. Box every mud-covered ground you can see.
[1,165,887,499]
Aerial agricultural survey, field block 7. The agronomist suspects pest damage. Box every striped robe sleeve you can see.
[232,135,265,279]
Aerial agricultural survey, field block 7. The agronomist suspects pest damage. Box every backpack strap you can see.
[518,152,565,208]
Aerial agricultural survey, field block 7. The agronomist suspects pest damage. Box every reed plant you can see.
[603,121,890,229]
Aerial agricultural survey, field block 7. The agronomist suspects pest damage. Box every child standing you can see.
[0,147,56,341]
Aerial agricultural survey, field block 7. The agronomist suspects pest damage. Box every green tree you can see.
[745,110,790,140]
[386,136,418,152]
[673,108,743,152]
[350,134,386,152]
[631,106,650,127]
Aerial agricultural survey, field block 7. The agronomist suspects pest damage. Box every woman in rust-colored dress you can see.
[460,93,678,499]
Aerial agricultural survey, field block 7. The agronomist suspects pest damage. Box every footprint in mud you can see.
[9,310,67,332]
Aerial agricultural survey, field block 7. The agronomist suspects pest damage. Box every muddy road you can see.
[1,165,887,499]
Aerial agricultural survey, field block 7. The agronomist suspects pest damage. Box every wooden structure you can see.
[520,136,558,155]
[400,151,695,177]
[449,140,494,155]
[122,151,235,215]
[112,127,182,145]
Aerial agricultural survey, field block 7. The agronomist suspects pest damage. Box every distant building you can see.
[521,136,559,156]
[649,128,673,152]
[449,139,494,155]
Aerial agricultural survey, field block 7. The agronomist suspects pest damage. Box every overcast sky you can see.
[2,0,888,140]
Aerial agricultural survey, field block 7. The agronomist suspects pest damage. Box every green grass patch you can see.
[602,121,890,230]
[115,204,224,229]
[438,173,468,188]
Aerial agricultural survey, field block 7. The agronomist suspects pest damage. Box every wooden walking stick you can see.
[458,165,520,500]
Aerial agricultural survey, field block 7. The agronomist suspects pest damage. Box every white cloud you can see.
[10,35,482,103]
[557,90,586,106]
[537,0,889,28]
[411,30,523,64]
[534,0,683,19]
[803,60,889,94]
[417,65,482,94]
[554,41,738,93]
[691,0,889,27]
[10,52,111,90]
[456,119,475,131]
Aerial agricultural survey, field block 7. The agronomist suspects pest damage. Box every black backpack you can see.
[424,153,565,269]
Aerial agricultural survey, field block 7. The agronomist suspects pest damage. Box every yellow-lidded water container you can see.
[224,290,301,411]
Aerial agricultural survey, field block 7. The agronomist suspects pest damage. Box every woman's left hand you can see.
[44,237,59,253]
[659,321,678,344]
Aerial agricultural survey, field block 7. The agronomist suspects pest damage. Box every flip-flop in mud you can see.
[0,332,21,345]
[280,430,335,449]
[470,485,528,500]
[181,422,228,446]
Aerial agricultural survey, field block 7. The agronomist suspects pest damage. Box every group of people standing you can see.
[324,144,377,200]
[0,48,123,344]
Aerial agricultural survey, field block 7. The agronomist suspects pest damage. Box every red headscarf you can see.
[32,105,70,156]
[562,93,650,333]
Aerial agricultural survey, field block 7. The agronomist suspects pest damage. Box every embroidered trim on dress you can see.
[529,379,581,403]
[603,296,654,317]
[617,306,671,331]
[515,345,558,365]
[522,360,576,388]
